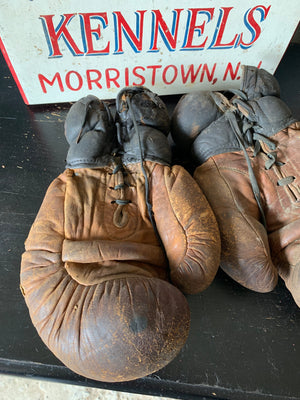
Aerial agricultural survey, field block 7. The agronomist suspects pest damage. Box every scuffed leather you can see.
[152,164,220,294]
[171,65,300,306]
[65,96,117,169]
[21,85,222,382]
[194,121,300,303]
[240,96,297,137]
[116,87,172,165]
[20,159,221,381]
[241,65,280,100]
[194,153,277,293]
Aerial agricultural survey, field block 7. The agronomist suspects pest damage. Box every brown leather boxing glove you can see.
[171,65,300,307]
[20,88,220,383]
[115,87,221,295]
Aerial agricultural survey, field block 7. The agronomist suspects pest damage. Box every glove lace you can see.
[110,156,131,228]
[224,108,267,227]
[215,92,295,227]
[124,90,167,255]
[233,96,295,183]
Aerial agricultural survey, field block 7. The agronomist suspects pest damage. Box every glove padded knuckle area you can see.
[20,168,191,382]
[151,164,220,294]
[194,157,278,293]
[22,268,191,382]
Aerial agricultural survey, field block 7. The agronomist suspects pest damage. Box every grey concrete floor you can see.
[0,374,174,400]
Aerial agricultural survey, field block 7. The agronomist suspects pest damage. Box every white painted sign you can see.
[0,1,299,105]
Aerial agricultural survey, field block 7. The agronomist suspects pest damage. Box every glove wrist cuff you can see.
[65,154,115,169]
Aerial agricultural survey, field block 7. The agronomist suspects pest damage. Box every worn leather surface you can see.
[20,84,222,382]
[116,87,172,165]
[194,152,278,293]
[194,122,300,303]
[171,66,300,307]
[171,91,223,152]
[172,92,296,165]
[65,96,117,169]
[240,65,280,100]
[20,159,220,382]
[151,164,220,294]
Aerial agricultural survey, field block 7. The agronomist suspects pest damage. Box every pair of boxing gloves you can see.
[20,66,299,383]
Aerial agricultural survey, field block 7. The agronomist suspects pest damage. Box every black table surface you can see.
[0,44,299,400]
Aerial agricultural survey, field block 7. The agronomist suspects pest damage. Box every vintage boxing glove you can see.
[20,88,221,383]
[171,65,300,307]
[115,86,221,294]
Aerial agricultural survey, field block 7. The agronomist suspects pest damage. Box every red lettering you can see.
[209,8,238,49]
[181,64,202,83]
[38,72,64,93]
[80,13,110,55]
[124,67,130,86]
[223,62,241,81]
[86,69,102,89]
[105,68,120,88]
[237,6,271,49]
[113,10,146,54]
[200,63,217,82]
[181,8,214,50]
[132,66,146,85]
[146,65,162,85]
[149,9,183,51]
[40,14,84,57]
[162,65,178,84]
[65,71,83,91]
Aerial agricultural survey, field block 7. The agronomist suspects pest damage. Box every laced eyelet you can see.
[277,176,295,186]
